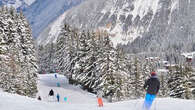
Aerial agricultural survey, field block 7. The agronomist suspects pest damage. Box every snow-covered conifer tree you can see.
[95,33,127,101]
[0,7,38,97]
[55,25,68,74]
[168,65,194,99]
[72,31,92,86]
[130,57,145,98]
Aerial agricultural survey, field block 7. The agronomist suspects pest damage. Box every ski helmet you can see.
[151,71,156,76]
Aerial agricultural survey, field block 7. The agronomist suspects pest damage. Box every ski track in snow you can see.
[0,74,195,110]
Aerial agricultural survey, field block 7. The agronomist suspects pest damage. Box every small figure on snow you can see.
[56,93,60,102]
[57,82,61,87]
[64,97,67,102]
[55,74,57,78]
[49,89,54,96]
[37,96,42,101]
[48,89,55,101]
[107,90,114,103]
[97,90,104,107]
[143,71,160,110]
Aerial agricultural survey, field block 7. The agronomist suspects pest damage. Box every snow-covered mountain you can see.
[37,0,173,45]
[23,0,84,38]
[0,0,85,38]
[38,0,195,53]
[0,0,35,9]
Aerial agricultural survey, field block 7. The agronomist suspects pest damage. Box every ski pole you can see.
[134,98,140,110]
[154,99,157,110]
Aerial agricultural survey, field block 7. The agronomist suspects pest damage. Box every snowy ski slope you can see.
[0,74,195,110]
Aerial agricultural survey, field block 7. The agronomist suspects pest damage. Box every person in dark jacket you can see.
[49,89,54,96]
[107,90,114,103]
[143,71,160,110]
[38,96,42,101]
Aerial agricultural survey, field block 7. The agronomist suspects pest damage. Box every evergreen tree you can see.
[37,45,45,73]
[65,26,79,84]
[17,12,38,96]
[0,7,38,97]
[158,71,169,97]
[130,57,145,98]
[95,34,128,101]
[55,24,70,75]
[78,31,98,91]
[168,65,194,99]
[72,31,95,90]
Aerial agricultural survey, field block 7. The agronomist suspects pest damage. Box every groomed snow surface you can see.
[0,74,195,110]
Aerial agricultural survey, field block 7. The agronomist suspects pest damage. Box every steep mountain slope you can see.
[37,11,68,45]
[37,0,171,45]
[38,0,195,54]
[23,0,84,38]
[0,0,85,38]
[122,0,195,54]
[60,0,162,46]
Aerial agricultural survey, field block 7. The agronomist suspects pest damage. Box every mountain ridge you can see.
[38,0,195,57]
[38,0,180,46]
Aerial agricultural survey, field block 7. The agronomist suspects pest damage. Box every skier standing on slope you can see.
[48,89,55,101]
[55,74,57,78]
[56,93,60,102]
[49,89,54,96]
[37,96,42,101]
[97,90,104,107]
[107,89,114,103]
[143,71,160,110]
